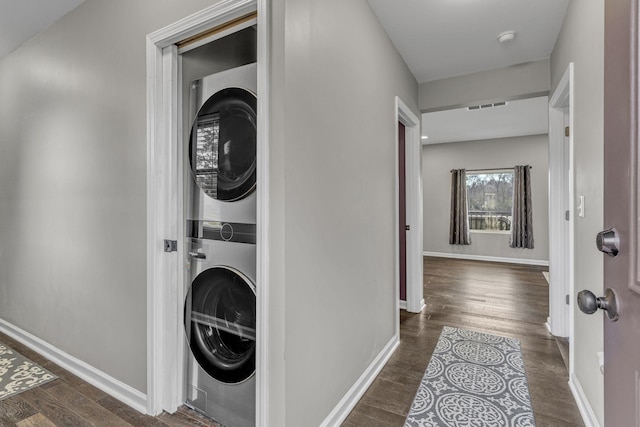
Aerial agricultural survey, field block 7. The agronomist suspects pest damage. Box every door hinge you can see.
[566,294,570,305]
[164,239,178,252]
[565,126,570,137]
[565,210,570,221]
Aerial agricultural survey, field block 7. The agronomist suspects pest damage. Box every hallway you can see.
[0,333,221,427]
[343,257,584,426]
[0,258,585,426]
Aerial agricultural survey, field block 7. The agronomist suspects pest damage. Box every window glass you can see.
[189,88,257,201]
[466,171,513,232]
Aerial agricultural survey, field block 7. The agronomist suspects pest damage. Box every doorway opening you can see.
[399,121,407,306]
[395,97,423,324]
[145,2,269,424]
[419,95,559,341]
[548,63,574,370]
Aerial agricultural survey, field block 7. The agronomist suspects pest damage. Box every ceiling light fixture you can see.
[421,135,429,140]
[497,30,516,44]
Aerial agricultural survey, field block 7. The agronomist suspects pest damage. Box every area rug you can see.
[0,341,57,400]
[404,326,535,427]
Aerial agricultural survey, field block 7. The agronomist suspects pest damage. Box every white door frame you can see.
[548,63,574,347]
[145,1,269,425]
[396,97,424,319]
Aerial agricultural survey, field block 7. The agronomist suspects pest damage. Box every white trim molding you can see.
[145,1,269,423]
[396,97,423,315]
[319,336,400,427]
[255,0,270,424]
[569,372,601,427]
[0,318,147,413]
[423,251,549,267]
[400,299,425,312]
[147,0,256,47]
[548,63,574,340]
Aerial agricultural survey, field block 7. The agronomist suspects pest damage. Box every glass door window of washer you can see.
[190,88,257,202]
[185,266,256,384]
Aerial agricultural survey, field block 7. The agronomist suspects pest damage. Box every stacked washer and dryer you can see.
[184,59,258,427]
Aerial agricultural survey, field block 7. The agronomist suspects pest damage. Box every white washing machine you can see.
[184,237,256,427]
[184,62,257,427]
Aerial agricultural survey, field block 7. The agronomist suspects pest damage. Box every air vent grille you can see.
[467,101,507,111]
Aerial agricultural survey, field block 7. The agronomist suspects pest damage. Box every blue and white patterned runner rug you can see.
[0,341,57,400]
[404,326,535,427]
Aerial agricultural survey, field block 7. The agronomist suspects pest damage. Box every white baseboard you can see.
[0,318,147,414]
[400,299,425,313]
[319,334,400,427]
[568,372,601,427]
[423,251,549,267]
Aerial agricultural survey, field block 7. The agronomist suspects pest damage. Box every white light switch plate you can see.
[578,195,585,218]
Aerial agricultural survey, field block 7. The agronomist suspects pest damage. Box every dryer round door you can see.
[185,266,256,384]
[189,87,257,202]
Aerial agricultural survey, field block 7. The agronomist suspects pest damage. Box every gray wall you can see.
[1,0,416,423]
[419,59,550,112]
[550,0,605,424]
[0,0,223,394]
[268,0,419,425]
[422,136,549,263]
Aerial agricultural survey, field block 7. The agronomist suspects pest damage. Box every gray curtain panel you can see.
[449,169,471,245]
[510,165,534,249]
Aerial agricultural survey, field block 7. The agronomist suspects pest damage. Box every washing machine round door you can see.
[189,87,257,202]
[185,266,256,384]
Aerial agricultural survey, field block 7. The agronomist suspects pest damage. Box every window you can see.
[466,171,513,232]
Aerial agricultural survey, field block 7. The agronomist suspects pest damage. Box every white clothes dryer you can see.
[187,62,257,225]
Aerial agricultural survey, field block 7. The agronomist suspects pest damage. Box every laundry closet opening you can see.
[180,23,258,427]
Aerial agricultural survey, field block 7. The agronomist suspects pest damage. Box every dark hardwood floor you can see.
[0,332,222,427]
[1,257,584,426]
[342,256,585,427]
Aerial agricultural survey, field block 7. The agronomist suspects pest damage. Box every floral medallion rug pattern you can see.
[404,326,535,427]
[0,342,57,400]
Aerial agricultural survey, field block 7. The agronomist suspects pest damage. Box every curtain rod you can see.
[450,166,532,173]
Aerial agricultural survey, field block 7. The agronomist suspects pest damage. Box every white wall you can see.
[550,0,605,424]
[0,0,223,394]
[422,135,549,264]
[0,0,418,423]
[419,59,550,112]
[268,0,419,425]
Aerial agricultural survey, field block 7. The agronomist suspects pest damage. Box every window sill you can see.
[470,230,510,235]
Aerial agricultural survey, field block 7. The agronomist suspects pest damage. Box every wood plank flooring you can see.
[0,332,222,427]
[1,257,584,426]
[342,256,585,427]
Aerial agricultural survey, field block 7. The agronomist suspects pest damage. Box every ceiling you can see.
[365,1,568,143]
[367,0,570,83]
[421,96,549,145]
[0,0,85,60]
[1,1,570,82]
[2,0,561,144]
[0,0,569,79]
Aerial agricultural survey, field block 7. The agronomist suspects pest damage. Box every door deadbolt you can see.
[577,288,619,321]
[596,228,620,256]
